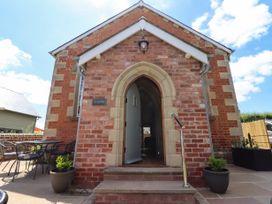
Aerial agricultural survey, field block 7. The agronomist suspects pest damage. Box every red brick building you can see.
[45,1,242,188]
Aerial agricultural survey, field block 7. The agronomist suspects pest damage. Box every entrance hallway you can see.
[125,77,163,165]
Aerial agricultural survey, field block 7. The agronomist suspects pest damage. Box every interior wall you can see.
[136,77,163,160]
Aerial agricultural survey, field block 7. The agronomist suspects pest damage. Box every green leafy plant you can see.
[245,137,259,149]
[232,137,259,149]
[56,155,73,172]
[207,156,226,171]
[31,145,41,153]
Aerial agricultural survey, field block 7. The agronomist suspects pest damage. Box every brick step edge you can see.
[104,167,182,175]
[104,174,183,181]
[94,180,196,194]
[95,193,197,204]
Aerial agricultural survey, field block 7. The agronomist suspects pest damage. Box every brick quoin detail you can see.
[45,5,242,188]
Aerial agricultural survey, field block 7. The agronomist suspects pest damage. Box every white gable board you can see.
[78,19,209,66]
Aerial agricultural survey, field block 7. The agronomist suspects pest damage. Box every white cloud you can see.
[70,0,172,11]
[0,39,31,69]
[146,0,172,10]
[210,0,220,9]
[193,0,272,48]
[63,0,172,24]
[85,0,130,12]
[0,71,51,105]
[192,12,209,31]
[0,38,49,128]
[0,39,50,105]
[230,50,272,102]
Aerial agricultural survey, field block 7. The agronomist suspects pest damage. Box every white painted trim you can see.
[145,21,208,64]
[78,21,141,65]
[50,1,232,56]
[78,19,209,66]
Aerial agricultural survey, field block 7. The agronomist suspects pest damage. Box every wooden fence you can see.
[242,120,271,149]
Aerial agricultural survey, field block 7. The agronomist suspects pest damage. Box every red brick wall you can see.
[45,5,241,187]
[74,31,211,187]
[0,133,43,143]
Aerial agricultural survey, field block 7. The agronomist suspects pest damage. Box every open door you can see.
[124,84,142,164]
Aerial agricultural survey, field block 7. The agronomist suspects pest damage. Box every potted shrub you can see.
[232,137,272,171]
[50,155,75,193]
[203,156,229,194]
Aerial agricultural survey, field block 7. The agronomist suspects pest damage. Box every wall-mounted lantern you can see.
[138,36,149,54]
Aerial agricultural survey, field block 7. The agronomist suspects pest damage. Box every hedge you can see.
[240,113,272,122]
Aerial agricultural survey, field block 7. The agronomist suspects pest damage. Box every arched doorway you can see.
[107,62,181,167]
[124,77,163,165]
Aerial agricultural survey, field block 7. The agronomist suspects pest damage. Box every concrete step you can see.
[94,180,196,204]
[104,167,183,181]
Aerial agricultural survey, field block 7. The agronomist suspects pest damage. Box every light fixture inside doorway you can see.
[138,36,149,54]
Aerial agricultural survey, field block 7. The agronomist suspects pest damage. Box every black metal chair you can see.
[0,141,17,171]
[50,140,75,157]
[10,142,45,181]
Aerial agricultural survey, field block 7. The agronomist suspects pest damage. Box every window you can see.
[0,128,22,133]
[143,127,151,135]
[143,127,151,140]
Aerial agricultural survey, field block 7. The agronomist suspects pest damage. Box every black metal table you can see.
[15,140,61,145]
[11,140,62,179]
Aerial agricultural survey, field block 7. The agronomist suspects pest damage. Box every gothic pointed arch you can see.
[107,61,181,166]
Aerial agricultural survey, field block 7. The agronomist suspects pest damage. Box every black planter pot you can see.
[232,148,272,171]
[203,167,229,194]
[50,168,75,193]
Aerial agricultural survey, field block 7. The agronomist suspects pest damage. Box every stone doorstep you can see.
[94,180,196,194]
[104,167,182,175]
[103,167,183,181]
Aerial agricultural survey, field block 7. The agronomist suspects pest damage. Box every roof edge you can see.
[50,0,233,57]
[78,19,209,65]
[0,108,40,118]
[142,2,233,54]
[49,1,142,57]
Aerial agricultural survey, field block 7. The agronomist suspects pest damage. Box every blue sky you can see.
[0,0,272,128]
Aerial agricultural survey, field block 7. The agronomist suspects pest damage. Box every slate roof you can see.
[0,87,39,117]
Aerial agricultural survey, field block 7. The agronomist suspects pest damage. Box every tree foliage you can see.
[240,113,272,122]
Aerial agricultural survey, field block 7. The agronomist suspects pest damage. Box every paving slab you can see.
[230,173,267,183]
[197,188,220,199]
[0,161,91,204]
[198,164,272,204]
[221,182,272,198]
[206,197,264,204]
